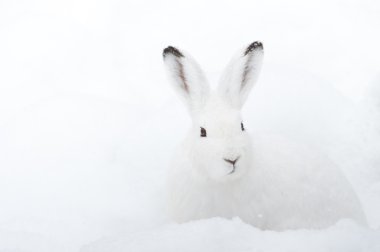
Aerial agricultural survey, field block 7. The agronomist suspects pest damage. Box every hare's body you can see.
[168,133,366,230]
[163,42,366,230]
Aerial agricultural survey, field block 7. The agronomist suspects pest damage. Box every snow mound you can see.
[81,218,380,252]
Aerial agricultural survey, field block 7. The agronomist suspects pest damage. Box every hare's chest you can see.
[168,178,262,223]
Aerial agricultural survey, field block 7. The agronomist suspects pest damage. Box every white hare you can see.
[162,41,366,230]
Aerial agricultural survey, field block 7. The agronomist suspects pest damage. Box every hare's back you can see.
[249,134,366,229]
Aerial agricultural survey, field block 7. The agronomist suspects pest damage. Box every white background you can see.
[0,0,380,251]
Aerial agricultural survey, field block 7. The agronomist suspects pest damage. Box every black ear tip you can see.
[163,46,184,58]
[244,41,263,55]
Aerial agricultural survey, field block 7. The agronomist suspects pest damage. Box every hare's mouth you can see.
[228,166,236,175]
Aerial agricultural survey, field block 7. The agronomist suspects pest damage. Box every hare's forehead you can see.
[194,98,242,127]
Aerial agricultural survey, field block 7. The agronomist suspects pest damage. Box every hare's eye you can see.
[241,122,245,131]
[200,127,207,137]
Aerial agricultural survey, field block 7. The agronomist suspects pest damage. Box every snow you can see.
[0,0,380,251]
[81,218,380,252]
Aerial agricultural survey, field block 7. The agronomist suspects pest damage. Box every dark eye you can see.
[200,127,207,137]
[241,122,245,131]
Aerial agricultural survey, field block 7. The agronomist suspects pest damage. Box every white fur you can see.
[163,42,366,230]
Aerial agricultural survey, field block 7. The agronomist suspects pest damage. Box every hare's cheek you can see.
[206,163,232,181]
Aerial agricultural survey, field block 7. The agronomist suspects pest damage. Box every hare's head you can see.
[163,42,264,182]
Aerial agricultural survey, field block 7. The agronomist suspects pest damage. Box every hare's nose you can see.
[224,157,239,165]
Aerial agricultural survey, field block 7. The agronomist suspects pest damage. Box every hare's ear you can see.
[163,46,210,110]
[218,41,264,108]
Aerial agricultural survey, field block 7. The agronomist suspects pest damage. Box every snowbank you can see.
[81,218,380,252]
